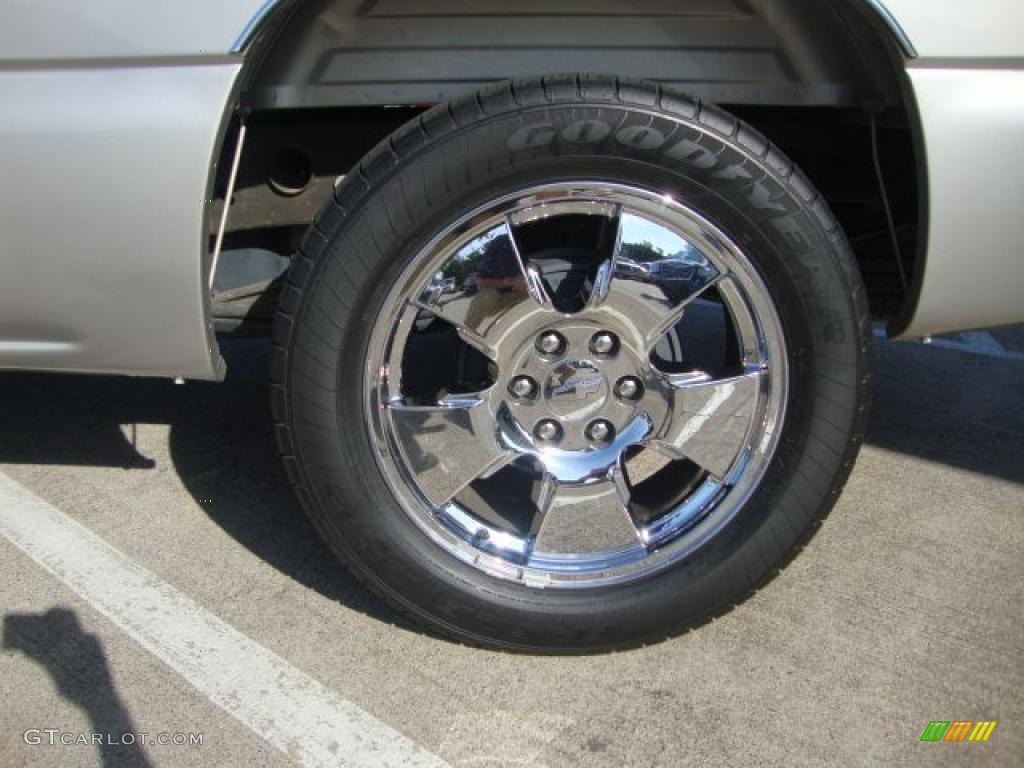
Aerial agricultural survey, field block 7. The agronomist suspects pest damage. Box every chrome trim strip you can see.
[861,0,918,59]
[231,0,283,54]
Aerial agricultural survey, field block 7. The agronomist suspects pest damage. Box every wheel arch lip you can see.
[857,0,918,59]
[231,0,295,55]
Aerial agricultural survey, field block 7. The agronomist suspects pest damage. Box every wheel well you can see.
[209,0,922,332]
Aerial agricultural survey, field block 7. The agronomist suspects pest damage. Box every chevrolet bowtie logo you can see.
[551,376,602,400]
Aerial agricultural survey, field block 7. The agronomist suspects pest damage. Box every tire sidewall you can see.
[288,100,866,649]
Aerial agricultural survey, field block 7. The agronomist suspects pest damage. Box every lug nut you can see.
[536,331,566,356]
[590,332,617,356]
[534,420,562,443]
[586,420,614,443]
[615,377,643,400]
[509,376,537,400]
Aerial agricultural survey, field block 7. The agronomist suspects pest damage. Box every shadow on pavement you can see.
[868,339,1024,485]
[0,341,415,632]
[0,336,1020,636]
[3,607,154,768]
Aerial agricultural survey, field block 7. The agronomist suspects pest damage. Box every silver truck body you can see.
[1,0,1021,379]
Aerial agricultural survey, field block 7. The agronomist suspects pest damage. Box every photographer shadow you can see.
[3,607,153,768]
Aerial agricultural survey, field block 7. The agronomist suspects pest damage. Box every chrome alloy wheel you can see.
[366,183,787,588]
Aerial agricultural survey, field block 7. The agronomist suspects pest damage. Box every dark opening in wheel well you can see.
[209,0,923,332]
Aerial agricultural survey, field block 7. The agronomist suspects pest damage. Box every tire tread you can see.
[270,74,873,652]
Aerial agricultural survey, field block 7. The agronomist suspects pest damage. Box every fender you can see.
[0,1,281,379]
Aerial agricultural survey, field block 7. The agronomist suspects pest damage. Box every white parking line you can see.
[0,472,450,768]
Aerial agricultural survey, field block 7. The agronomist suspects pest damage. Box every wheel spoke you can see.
[531,470,643,556]
[597,212,721,352]
[415,220,552,358]
[651,366,764,481]
[388,395,514,506]
[641,274,722,352]
[586,205,624,309]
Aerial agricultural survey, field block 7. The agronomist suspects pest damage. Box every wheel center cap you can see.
[543,360,607,419]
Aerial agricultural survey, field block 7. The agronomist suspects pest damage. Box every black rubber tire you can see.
[271,75,872,652]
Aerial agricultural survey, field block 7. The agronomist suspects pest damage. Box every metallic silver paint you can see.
[0,0,274,60]
[0,0,1022,380]
[896,64,1024,338]
[0,0,275,379]
[874,2,1024,336]
[879,0,1024,59]
[0,63,240,378]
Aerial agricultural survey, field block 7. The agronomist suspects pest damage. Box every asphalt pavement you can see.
[0,328,1021,767]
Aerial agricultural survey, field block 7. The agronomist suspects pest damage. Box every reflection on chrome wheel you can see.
[367,184,787,587]
[274,75,870,650]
